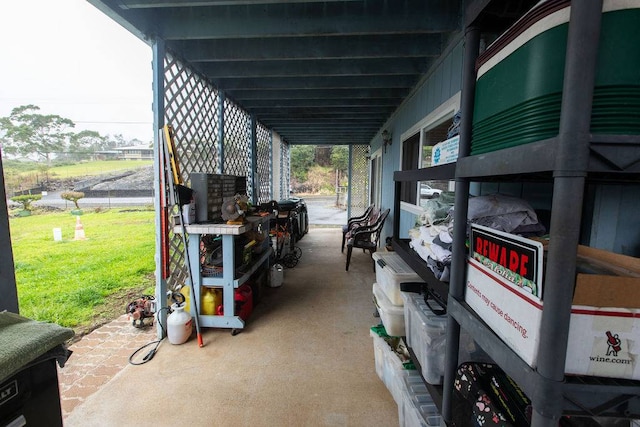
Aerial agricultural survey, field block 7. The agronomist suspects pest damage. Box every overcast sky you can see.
[0,0,153,143]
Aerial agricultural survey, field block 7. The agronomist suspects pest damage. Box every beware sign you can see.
[465,225,545,367]
[469,224,544,300]
[466,225,640,378]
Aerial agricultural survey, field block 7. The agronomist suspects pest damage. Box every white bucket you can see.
[53,228,62,242]
[269,264,284,288]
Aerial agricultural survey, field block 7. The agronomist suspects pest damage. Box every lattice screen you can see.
[280,141,290,198]
[349,145,370,216]
[164,52,220,180]
[256,123,271,204]
[223,98,251,195]
[162,52,224,291]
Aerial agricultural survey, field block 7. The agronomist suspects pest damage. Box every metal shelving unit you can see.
[180,215,271,330]
[392,2,640,426]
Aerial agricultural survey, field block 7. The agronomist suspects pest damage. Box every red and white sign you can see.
[465,224,640,379]
[465,225,545,366]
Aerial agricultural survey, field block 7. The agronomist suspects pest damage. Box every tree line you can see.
[0,105,149,163]
[290,145,349,193]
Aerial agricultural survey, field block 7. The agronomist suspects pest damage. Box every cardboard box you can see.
[465,224,640,380]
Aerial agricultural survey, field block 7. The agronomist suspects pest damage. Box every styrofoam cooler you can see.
[373,252,425,306]
[373,282,405,336]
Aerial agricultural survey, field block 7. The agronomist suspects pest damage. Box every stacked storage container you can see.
[402,292,447,384]
[403,292,490,386]
[398,376,443,427]
[370,328,444,427]
[372,252,425,337]
[370,252,447,426]
[370,328,419,405]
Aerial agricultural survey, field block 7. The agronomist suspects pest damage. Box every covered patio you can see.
[8,1,633,426]
[60,228,398,426]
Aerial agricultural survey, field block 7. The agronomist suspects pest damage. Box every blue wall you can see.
[374,38,464,242]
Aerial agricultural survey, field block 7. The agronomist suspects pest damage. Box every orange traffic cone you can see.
[74,216,86,240]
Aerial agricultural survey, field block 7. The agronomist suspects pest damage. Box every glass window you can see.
[418,119,454,209]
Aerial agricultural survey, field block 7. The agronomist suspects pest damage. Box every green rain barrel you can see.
[471,1,640,155]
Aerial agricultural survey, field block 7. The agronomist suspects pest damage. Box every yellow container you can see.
[201,287,222,315]
[179,285,191,313]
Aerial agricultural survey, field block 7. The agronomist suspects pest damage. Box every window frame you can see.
[399,92,460,210]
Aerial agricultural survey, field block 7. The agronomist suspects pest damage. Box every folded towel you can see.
[0,311,74,382]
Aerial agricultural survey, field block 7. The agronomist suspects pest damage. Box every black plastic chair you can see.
[341,204,375,253]
[345,208,390,272]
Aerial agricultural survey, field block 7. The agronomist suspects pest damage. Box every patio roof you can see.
[86,0,537,146]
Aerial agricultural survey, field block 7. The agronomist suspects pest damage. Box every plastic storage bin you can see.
[370,329,419,405]
[373,282,405,336]
[405,293,447,384]
[373,252,424,306]
[398,375,443,427]
[402,292,490,385]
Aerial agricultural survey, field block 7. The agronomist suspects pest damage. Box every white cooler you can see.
[372,252,424,306]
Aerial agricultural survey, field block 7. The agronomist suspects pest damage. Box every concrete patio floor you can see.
[59,227,398,426]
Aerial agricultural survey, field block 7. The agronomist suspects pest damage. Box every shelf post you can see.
[533,1,603,425]
[152,37,168,339]
[442,25,480,424]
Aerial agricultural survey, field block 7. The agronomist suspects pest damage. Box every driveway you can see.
[298,194,347,226]
[33,191,153,209]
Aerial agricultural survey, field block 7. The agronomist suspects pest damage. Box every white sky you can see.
[0,0,153,143]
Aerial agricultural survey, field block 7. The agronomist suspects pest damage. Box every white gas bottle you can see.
[167,302,193,345]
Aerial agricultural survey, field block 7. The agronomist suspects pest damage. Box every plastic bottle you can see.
[202,288,222,315]
[179,285,191,313]
[167,302,193,345]
[201,288,215,315]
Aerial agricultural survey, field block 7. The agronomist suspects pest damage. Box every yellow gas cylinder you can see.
[179,285,191,313]
[201,287,221,315]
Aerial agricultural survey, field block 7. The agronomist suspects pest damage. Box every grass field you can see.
[4,159,152,181]
[9,208,156,336]
[48,160,153,179]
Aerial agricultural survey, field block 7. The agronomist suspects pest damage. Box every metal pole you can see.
[442,26,480,424]
[152,37,167,339]
[0,150,19,313]
[347,144,353,218]
[533,1,602,425]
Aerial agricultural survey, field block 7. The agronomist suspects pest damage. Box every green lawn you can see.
[9,209,156,334]
[48,160,152,179]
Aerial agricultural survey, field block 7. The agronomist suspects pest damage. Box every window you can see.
[369,149,382,208]
[417,120,452,208]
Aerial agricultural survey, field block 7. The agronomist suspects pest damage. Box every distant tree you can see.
[315,146,332,167]
[61,191,85,211]
[105,133,128,148]
[330,145,349,187]
[290,145,315,182]
[11,194,42,212]
[68,130,106,160]
[330,146,348,173]
[0,105,75,163]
